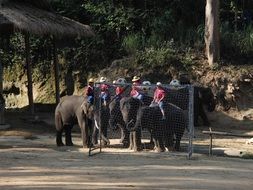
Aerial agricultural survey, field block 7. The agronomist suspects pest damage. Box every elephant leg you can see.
[80,123,88,148]
[56,129,64,146]
[136,129,142,151]
[199,108,210,126]
[133,131,138,152]
[120,127,125,143]
[174,139,181,151]
[100,124,110,146]
[149,131,154,146]
[120,125,129,147]
[65,125,74,146]
[129,132,134,150]
[152,131,158,150]
[87,119,93,148]
[174,133,183,151]
[153,130,164,153]
[166,131,174,151]
[100,131,110,146]
[196,103,210,126]
[92,127,99,145]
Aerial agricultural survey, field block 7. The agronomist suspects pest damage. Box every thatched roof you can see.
[0,0,95,38]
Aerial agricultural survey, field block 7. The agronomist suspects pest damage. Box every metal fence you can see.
[89,82,194,159]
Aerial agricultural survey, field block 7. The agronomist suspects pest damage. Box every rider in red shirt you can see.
[114,78,126,100]
[99,77,110,106]
[150,82,166,120]
[130,76,143,100]
[85,78,95,104]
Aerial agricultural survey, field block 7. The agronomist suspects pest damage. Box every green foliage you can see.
[221,23,253,61]
[134,39,193,70]
[122,33,143,54]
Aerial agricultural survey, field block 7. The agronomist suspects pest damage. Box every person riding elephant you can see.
[130,76,144,101]
[150,82,166,120]
[55,95,94,148]
[115,78,127,101]
[99,77,110,106]
[85,78,95,105]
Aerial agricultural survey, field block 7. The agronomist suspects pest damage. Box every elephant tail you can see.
[55,111,63,131]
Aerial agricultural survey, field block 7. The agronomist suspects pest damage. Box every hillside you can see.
[2,51,253,129]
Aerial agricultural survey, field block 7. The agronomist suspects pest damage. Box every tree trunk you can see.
[0,54,5,124]
[25,33,34,114]
[53,38,60,104]
[205,0,220,66]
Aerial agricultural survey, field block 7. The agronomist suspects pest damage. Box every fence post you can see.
[188,85,194,159]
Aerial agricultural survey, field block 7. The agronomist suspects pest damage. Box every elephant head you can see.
[120,97,142,130]
[198,87,216,112]
[81,100,94,119]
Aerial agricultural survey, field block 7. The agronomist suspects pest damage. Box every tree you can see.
[205,0,220,66]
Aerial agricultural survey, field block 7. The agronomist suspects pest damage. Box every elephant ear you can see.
[198,91,202,99]
[81,101,88,115]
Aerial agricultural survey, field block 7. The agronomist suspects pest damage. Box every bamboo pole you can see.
[24,33,34,114]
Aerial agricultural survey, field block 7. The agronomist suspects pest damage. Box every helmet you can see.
[142,81,151,85]
[88,78,94,83]
[170,79,180,86]
[100,77,107,83]
[132,76,140,82]
[156,82,162,86]
[116,78,126,84]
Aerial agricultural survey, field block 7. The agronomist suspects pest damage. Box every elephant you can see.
[133,103,187,152]
[194,86,216,126]
[109,98,130,147]
[165,86,216,126]
[92,100,111,146]
[55,95,94,147]
[119,97,144,151]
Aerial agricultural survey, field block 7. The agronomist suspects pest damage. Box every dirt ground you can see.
[1,110,253,190]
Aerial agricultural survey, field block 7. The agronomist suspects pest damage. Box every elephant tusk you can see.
[94,119,99,129]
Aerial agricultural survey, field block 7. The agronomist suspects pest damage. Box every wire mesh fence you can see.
[90,82,194,159]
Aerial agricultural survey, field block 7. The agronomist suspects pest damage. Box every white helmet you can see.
[156,82,162,86]
[100,77,107,82]
[142,81,151,85]
[170,79,180,86]
[116,78,126,84]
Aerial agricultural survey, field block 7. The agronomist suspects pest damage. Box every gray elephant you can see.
[120,97,143,151]
[55,95,93,147]
[165,86,216,126]
[109,98,130,147]
[133,103,187,152]
[92,103,111,146]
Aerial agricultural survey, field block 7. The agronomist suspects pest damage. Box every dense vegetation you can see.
[0,0,253,103]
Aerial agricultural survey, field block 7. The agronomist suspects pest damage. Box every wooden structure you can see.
[0,0,94,115]
[202,128,253,156]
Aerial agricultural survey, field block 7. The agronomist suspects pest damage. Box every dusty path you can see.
[1,134,253,190]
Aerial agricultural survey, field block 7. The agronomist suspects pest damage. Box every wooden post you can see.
[53,37,60,104]
[209,127,213,156]
[24,33,34,114]
[0,53,5,124]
